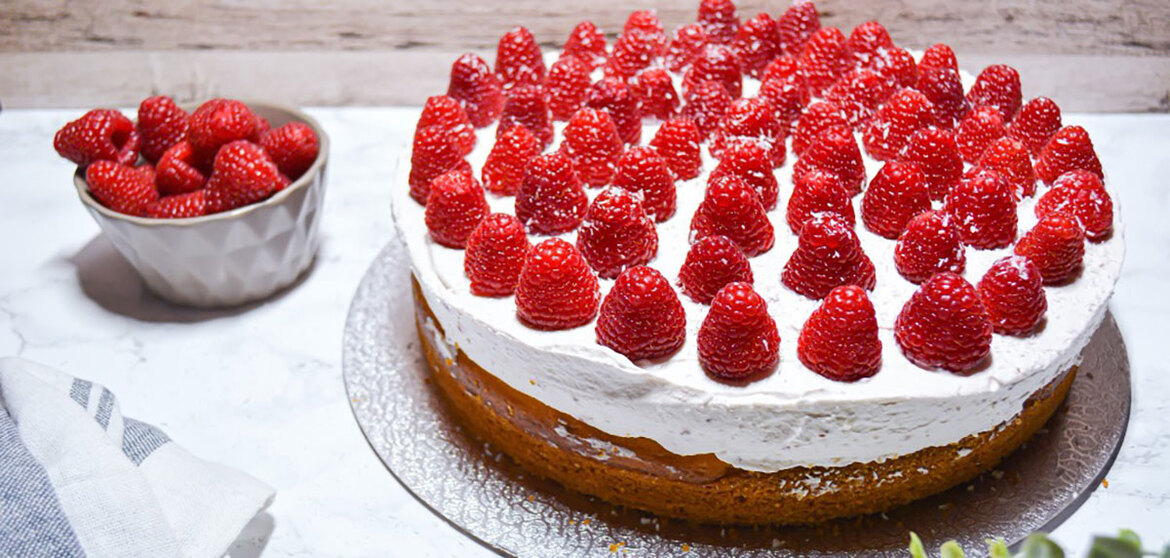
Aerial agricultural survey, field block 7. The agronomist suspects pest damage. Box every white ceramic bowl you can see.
[74,102,329,308]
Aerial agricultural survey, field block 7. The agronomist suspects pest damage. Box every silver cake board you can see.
[343,239,1131,557]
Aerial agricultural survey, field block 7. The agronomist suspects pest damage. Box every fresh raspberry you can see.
[1009,97,1063,156]
[895,272,992,374]
[978,256,1047,335]
[649,118,703,180]
[862,88,935,161]
[797,26,850,97]
[680,80,733,140]
[596,266,687,361]
[710,142,779,209]
[54,109,140,168]
[761,54,802,84]
[562,107,624,187]
[415,95,476,156]
[945,169,1018,249]
[631,68,680,121]
[260,121,320,180]
[465,213,532,297]
[587,77,642,144]
[515,151,589,234]
[186,99,261,170]
[791,101,848,157]
[954,105,1008,163]
[710,97,785,167]
[683,44,743,99]
[900,128,962,201]
[975,136,1037,199]
[561,20,608,71]
[577,187,659,279]
[515,238,600,330]
[665,23,709,73]
[786,169,856,234]
[1035,125,1103,185]
[846,21,894,65]
[254,114,272,137]
[1035,170,1114,241]
[690,174,775,257]
[1014,212,1086,285]
[782,213,876,300]
[205,140,287,213]
[409,125,470,204]
[425,169,490,249]
[698,282,780,381]
[133,162,156,185]
[623,10,668,55]
[136,96,189,164]
[915,67,968,128]
[697,0,740,44]
[798,285,882,382]
[612,147,677,222]
[145,190,207,219]
[84,160,158,216]
[496,26,546,89]
[678,235,754,304]
[733,13,782,78]
[778,0,821,57]
[483,125,541,196]
[793,126,866,196]
[824,68,897,128]
[894,210,966,284]
[605,27,657,81]
[545,57,592,121]
[758,73,808,134]
[155,141,206,196]
[967,64,1022,121]
[862,47,918,89]
[861,161,930,239]
[498,84,554,149]
[918,43,958,73]
[447,53,506,128]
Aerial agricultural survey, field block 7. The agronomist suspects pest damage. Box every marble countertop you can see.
[1,108,1166,557]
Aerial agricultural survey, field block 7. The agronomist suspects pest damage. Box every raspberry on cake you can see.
[392,0,1124,528]
[677,234,754,305]
[611,147,677,222]
[515,238,600,330]
[596,266,686,362]
[698,282,780,381]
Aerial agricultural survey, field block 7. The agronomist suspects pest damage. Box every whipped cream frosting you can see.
[392,62,1124,473]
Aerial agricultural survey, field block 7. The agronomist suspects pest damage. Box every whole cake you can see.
[392,0,1123,525]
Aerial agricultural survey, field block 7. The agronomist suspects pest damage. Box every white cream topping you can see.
[393,64,1124,472]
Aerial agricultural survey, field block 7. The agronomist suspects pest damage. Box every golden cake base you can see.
[413,279,1074,525]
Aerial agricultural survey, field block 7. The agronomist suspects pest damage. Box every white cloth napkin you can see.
[0,358,274,558]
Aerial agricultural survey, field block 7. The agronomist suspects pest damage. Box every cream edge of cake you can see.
[391,53,1126,473]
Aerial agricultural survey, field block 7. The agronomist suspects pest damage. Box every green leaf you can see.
[1020,533,1065,558]
[1087,537,1143,558]
[986,538,1011,558]
[1117,529,1141,549]
[909,532,927,558]
[1160,543,1170,558]
[941,540,966,558]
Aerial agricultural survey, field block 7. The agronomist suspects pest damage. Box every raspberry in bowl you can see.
[60,97,329,307]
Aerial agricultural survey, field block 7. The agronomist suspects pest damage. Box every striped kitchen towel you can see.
[0,358,274,558]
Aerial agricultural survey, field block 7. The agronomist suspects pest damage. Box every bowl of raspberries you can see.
[55,97,329,307]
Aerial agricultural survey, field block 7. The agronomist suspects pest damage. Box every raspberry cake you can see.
[392,0,1124,525]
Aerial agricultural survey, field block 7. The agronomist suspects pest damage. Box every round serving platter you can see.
[342,237,1131,557]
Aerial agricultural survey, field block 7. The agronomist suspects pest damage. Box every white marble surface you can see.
[0,108,1166,556]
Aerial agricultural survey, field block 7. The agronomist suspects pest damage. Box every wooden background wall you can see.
[2,0,1168,111]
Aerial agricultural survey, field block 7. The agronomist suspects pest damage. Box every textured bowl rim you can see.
[73,100,330,227]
